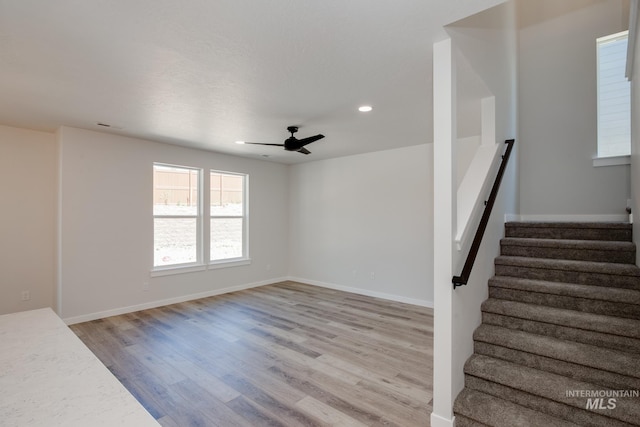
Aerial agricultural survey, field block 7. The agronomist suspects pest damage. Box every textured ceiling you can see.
[0,0,506,163]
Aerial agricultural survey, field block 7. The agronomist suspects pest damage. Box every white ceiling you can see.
[0,0,506,164]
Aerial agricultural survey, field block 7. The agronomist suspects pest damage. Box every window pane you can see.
[211,218,243,260]
[211,172,243,216]
[154,218,197,266]
[597,32,630,157]
[154,165,199,216]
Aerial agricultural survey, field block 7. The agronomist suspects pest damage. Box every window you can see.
[153,164,248,272]
[210,171,246,262]
[596,31,630,160]
[153,164,201,267]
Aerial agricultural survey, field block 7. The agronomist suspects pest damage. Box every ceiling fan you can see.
[241,126,325,155]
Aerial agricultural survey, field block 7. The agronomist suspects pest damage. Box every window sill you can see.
[150,258,252,277]
[150,264,207,277]
[209,258,251,269]
[593,155,630,167]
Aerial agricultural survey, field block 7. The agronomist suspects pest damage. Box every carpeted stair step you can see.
[481,298,640,353]
[500,237,636,264]
[454,388,581,427]
[473,324,640,390]
[455,221,639,425]
[494,256,640,290]
[505,222,632,241]
[488,276,640,320]
[463,354,640,426]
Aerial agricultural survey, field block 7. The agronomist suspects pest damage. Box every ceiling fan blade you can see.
[296,134,325,147]
[297,147,311,155]
[243,142,285,147]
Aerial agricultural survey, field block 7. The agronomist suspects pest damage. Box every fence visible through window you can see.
[153,164,247,269]
[153,165,200,267]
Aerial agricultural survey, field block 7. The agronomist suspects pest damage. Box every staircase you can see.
[453,222,640,427]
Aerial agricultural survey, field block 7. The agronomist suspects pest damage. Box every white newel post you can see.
[431,38,457,427]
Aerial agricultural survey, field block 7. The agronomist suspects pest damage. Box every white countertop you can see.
[0,308,160,427]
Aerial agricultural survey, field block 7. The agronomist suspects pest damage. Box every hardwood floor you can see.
[70,281,434,426]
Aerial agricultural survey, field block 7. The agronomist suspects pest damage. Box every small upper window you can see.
[596,31,630,158]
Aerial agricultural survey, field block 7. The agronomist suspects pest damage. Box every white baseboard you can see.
[64,276,433,324]
[504,213,520,222]
[287,276,434,308]
[509,214,629,222]
[63,277,288,325]
[430,412,455,427]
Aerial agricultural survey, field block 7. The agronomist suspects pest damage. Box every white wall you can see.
[457,136,481,185]
[518,0,631,218]
[58,127,290,322]
[288,144,433,306]
[451,0,519,384]
[432,2,518,425]
[0,125,57,315]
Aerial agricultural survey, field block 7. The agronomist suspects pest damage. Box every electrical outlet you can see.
[142,282,149,291]
[370,272,375,280]
[266,264,271,271]
[21,291,30,301]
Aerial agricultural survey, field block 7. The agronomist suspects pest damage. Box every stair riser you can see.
[482,312,640,354]
[505,226,632,242]
[452,414,487,427]
[495,264,640,290]
[454,388,582,427]
[464,375,633,427]
[488,287,640,320]
[500,245,636,264]
[474,341,640,391]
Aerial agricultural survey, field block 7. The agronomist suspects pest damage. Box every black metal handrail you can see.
[452,139,515,289]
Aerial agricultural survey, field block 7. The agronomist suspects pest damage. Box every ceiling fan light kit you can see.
[240,126,325,155]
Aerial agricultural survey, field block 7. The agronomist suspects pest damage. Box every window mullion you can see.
[202,168,210,264]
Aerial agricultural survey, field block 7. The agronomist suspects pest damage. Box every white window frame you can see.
[594,30,631,166]
[151,164,250,276]
[209,170,249,266]
[152,163,203,274]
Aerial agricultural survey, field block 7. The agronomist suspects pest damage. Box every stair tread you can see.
[495,256,640,276]
[501,237,635,251]
[505,221,632,229]
[465,354,640,425]
[489,276,640,304]
[482,298,640,339]
[474,324,640,378]
[454,388,581,427]
[504,222,632,242]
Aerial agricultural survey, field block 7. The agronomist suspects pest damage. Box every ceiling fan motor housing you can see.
[242,125,322,155]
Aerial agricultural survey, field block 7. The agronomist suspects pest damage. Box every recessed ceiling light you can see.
[235,140,245,145]
[358,105,373,112]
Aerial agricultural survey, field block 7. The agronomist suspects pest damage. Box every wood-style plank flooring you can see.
[70,281,434,426]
